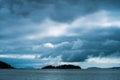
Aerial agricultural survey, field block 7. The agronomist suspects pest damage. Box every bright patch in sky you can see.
[0,54,40,59]
[87,57,120,64]
[43,43,55,48]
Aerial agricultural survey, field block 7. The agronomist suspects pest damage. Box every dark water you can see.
[0,69,120,80]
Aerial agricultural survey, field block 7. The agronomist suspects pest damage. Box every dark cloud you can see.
[0,0,120,35]
[1,27,120,62]
[0,0,120,22]
[37,27,120,62]
[65,28,120,62]
[0,0,120,68]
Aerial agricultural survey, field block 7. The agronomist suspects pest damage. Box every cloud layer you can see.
[0,0,120,68]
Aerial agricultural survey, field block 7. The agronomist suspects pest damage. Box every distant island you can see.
[108,67,120,69]
[87,67,120,70]
[0,61,120,70]
[0,61,14,69]
[87,67,102,70]
[42,64,81,69]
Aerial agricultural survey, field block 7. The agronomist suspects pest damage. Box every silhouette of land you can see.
[87,67,120,70]
[0,60,119,70]
[0,61,14,69]
[109,67,120,69]
[42,65,56,69]
[42,64,81,69]
[87,67,102,70]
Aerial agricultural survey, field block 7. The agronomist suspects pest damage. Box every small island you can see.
[42,64,81,69]
[0,61,14,69]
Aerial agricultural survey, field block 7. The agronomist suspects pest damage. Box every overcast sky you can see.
[0,0,120,69]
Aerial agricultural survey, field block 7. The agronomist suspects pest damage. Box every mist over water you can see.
[0,69,120,80]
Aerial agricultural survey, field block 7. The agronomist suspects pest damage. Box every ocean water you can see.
[0,69,120,80]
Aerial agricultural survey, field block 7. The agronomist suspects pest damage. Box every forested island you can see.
[42,64,81,69]
[0,61,14,69]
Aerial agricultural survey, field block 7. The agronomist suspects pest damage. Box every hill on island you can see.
[42,64,81,69]
[0,61,14,69]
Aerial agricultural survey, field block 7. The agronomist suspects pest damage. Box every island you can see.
[87,67,120,70]
[0,61,14,69]
[109,67,120,69]
[87,67,102,70]
[42,64,81,69]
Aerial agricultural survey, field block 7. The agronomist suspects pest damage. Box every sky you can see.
[0,0,120,69]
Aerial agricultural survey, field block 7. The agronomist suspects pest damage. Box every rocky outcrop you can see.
[0,61,14,69]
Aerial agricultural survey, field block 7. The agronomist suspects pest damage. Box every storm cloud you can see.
[0,0,120,68]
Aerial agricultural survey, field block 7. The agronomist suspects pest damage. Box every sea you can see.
[0,69,120,80]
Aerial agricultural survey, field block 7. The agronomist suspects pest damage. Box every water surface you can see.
[0,69,120,80]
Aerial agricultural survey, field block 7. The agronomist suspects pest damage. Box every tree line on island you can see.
[42,65,81,69]
[0,61,81,69]
[0,61,14,69]
[0,61,120,69]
